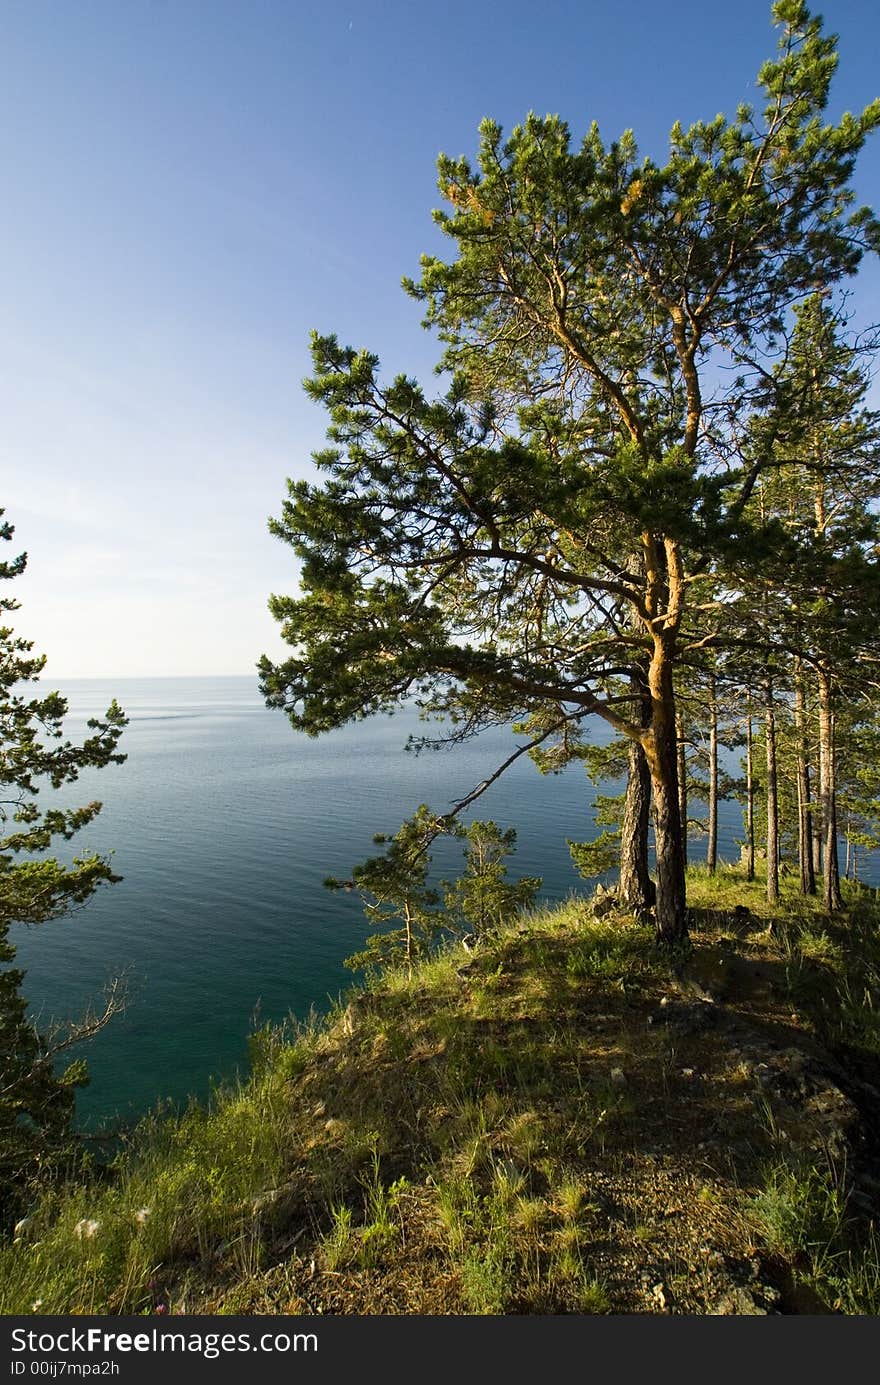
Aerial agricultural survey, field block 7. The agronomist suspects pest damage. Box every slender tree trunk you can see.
[745,700,755,882]
[765,675,779,903]
[707,670,718,873]
[794,667,816,896]
[620,671,655,918]
[845,834,852,881]
[645,642,687,943]
[812,732,824,881]
[812,820,823,880]
[404,901,413,977]
[817,665,842,912]
[676,711,688,870]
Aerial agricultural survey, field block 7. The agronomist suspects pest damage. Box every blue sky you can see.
[3,0,879,676]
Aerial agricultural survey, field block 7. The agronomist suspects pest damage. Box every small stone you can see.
[712,1286,766,1315]
[681,1068,695,1079]
[610,1067,627,1087]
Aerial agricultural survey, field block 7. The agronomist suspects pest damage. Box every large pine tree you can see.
[261,2,879,942]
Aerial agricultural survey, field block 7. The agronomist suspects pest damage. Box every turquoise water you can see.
[12,677,607,1127]
[11,676,868,1128]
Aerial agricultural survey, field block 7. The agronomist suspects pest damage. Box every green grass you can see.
[749,1158,880,1314]
[0,1059,300,1314]
[2,868,879,1316]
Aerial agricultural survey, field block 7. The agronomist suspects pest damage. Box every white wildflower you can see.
[31,1299,43,1312]
[74,1218,101,1241]
[134,1207,151,1227]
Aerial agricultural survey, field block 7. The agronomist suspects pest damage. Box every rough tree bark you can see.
[817,665,842,912]
[619,670,655,919]
[745,699,755,883]
[707,670,718,874]
[676,711,688,871]
[794,667,816,897]
[765,675,780,904]
[644,637,687,943]
[812,764,824,882]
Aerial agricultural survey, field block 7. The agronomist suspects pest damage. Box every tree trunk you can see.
[794,668,816,896]
[817,665,842,912]
[765,676,779,904]
[676,711,688,869]
[404,901,414,977]
[745,701,755,882]
[707,670,718,873]
[620,672,655,918]
[645,643,687,943]
[812,732,824,881]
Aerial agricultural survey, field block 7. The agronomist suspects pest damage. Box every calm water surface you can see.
[12,676,870,1127]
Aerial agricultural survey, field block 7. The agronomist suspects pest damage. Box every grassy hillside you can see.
[3,867,880,1316]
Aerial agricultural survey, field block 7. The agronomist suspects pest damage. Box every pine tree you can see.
[262,3,879,943]
[1,512,126,1227]
[327,805,451,977]
[444,820,541,940]
[734,296,880,908]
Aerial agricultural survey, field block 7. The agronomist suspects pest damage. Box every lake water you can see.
[10,676,870,1128]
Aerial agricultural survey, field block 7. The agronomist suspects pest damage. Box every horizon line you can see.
[46,671,263,681]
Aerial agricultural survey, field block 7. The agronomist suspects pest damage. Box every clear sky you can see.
[3,0,878,677]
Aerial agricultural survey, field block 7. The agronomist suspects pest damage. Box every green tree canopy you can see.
[261,1,880,942]
[1,512,127,1226]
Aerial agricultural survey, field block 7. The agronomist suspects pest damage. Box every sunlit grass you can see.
[2,868,878,1315]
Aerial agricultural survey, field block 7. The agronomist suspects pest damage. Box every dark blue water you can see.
[10,677,870,1128]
